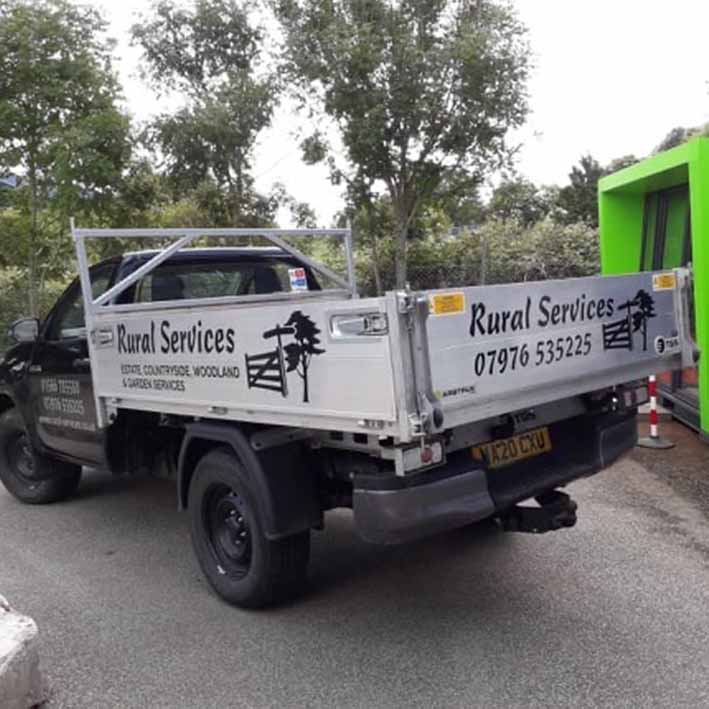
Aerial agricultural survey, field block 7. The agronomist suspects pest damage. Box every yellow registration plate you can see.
[472,427,552,469]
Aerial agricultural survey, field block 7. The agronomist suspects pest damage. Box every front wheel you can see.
[0,408,82,504]
[188,447,310,608]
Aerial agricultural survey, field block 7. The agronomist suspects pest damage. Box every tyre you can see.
[188,447,310,608]
[0,408,82,504]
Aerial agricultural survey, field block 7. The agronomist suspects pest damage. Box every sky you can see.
[91,0,709,226]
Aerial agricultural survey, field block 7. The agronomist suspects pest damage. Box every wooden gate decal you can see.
[244,311,325,403]
[244,325,292,397]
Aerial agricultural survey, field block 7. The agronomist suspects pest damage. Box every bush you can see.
[0,269,69,353]
[356,218,600,296]
[475,218,600,285]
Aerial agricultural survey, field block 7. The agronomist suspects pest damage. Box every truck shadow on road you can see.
[303,511,515,608]
[67,469,519,612]
[74,468,156,502]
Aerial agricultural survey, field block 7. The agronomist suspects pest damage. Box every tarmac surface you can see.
[1,421,709,708]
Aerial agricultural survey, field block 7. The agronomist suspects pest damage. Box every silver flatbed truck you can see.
[0,225,698,607]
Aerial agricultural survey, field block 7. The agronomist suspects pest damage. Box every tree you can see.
[0,1,130,305]
[348,191,395,295]
[133,0,279,227]
[556,155,604,228]
[0,0,131,315]
[628,289,656,351]
[427,169,485,229]
[606,154,639,173]
[655,127,689,153]
[274,0,530,288]
[654,124,709,154]
[487,176,554,226]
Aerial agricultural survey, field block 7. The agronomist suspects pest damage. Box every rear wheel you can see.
[0,409,82,504]
[188,447,310,608]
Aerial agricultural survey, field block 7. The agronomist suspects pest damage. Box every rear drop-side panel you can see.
[91,297,399,434]
[424,271,686,428]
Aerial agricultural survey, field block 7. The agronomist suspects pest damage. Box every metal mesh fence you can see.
[355,263,485,298]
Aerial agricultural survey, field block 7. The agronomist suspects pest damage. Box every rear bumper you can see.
[353,411,637,545]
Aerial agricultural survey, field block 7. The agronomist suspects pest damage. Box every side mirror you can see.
[8,317,40,344]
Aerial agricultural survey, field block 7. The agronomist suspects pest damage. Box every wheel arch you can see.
[177,422,322,540]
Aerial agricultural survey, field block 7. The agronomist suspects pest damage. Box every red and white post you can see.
[637,375,675,449]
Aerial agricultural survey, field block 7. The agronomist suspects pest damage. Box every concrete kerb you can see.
[0,595,48,709]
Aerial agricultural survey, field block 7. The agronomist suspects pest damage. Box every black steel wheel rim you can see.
[203,483,252,578]
[7,432,36,483]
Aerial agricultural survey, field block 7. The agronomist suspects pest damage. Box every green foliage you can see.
[427,170,486,229]
[134,0,279,226]
[556,155,604,228]
[0,0,122,167]
[0,0,608,323]
[0,0,130,314]
[654,124,709,154]
[487,177,556,226]
[133,0,260,96]
[479,219,599,283]
[274,0,531,287]
[0,268,68,352]
[345,213,600,297]
[606,154,639,173]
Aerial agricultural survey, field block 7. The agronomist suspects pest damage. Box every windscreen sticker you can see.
[289,267,309,292]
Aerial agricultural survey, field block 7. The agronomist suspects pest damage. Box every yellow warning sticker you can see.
[652,272,676,291]
[430,292,466,316]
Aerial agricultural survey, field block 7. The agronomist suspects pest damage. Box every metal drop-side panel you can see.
[421,269,696,430]
[91,296,399,434]
[72,224,406,437]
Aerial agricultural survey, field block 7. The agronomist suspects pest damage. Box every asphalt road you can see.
[2,423,709,709]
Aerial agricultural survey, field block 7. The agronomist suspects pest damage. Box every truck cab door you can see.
[27,262,117,466]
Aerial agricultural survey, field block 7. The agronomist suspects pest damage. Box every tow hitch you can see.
[498,490,578,534]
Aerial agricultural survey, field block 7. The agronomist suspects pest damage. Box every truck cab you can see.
[0,248,321,479]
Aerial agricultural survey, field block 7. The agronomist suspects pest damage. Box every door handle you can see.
[72,357,91,371]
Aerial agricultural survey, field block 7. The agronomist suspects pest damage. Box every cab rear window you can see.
[133,260,314,303]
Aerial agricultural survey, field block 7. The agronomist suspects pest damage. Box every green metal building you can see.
[599,137,709,438]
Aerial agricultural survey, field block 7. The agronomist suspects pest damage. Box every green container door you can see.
[600,138,709,439]
[640,186,699,414]
[641,186,691,269]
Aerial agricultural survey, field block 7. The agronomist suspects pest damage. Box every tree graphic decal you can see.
[282,310,325,403]
[245,310,326,403]
[602,289,657,352]
[629,289,656,351]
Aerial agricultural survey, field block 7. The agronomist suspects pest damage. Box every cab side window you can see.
[45,264,115,341]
